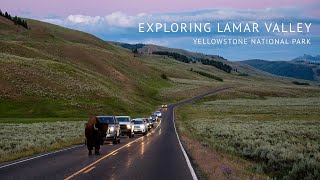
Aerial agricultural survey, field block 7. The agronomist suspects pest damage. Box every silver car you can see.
[132,118,148,136]
[151,113,158,121]
[144,118,153,129]
[115,116,134,138]
[155,111,162,118]
[97,116,120,144]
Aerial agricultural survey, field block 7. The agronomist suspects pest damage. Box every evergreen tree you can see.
[132,48,138,54]
[17,17,22,25]
[13,16,18,25]
[1,10,29,29]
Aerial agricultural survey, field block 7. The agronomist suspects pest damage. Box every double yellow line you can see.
[65,120,162,180]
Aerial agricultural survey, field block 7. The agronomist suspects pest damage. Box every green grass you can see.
[0,121,85,163]
[0,118,85,124]
[192,70,223,81]
[177,96,320,179]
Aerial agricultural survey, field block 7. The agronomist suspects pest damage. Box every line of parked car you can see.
[96,110,163,145]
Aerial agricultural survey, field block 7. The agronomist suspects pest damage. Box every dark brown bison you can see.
[85,116,108,155]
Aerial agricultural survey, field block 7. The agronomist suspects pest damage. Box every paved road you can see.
[0,88,229,180]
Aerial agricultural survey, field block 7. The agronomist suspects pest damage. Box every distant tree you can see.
[132,48,138,54]
[153,51,191,63]
[199,58,232,73]
[161,74,168,80]
[23,20,29,29]
[1,10,29,29]
[13,16,18,25]
[17,17,22,25]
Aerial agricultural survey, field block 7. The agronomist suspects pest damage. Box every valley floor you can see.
[176,86,320,179]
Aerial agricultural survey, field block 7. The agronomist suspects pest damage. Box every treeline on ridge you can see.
[153,51,192,63]
[153,51,233,73]
[119,43,145,51]
[199,58,233,73]
[0,10,29,29]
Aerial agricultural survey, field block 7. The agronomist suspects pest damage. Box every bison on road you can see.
[85,116,108,155]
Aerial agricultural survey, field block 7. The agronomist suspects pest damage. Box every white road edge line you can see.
[172,106,198,180]
[0,144,84,169]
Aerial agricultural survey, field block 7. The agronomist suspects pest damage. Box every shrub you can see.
[193,70,223,82]
[199,58,233,73]
[161,74,168,80]
[292,81,310,86]
[153,51,191,63]
[238,73,249,76]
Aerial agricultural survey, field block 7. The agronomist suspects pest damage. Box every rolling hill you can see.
[110,42,278,76]
[1,15,320,121]
[291,54,320,63]
[240,59,320,81]
[0,16,174,119]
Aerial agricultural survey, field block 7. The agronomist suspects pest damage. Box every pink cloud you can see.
[1,0,319,17]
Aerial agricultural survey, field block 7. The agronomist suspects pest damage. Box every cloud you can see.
[66,15,102,24]
[40,7,319,60]
[42,7,320,34]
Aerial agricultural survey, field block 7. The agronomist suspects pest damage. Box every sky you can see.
[2,0,320,60]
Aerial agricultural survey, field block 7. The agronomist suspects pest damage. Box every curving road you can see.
[0,88,229,180]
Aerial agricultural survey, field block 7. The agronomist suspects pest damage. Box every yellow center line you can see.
[64,119,162,180]
[83,166,95,174]
[112,152,118,156]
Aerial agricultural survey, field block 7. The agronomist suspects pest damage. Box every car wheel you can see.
[113,136,118,144]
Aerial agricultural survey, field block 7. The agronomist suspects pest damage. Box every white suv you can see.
[115,116,134,138]
[132,118,148,136]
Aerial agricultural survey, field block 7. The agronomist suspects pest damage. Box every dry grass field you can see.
[176,86,320,179]
[0,121,85,163]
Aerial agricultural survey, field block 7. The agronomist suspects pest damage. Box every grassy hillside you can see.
[1,16,252,121]
[0,17,173,120]
[1,17,301,121]
[240,59,320,81]
[112,42,294,78]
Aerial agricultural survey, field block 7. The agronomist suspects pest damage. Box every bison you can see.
[85,116,108,155]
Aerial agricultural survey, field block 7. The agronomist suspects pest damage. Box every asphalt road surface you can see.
[0,88,230,180]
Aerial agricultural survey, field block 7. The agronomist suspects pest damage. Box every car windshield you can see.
[97,117,114,124]
[132,120,143,124]
[116,117,130,122]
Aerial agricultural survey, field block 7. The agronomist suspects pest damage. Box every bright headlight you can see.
[110,127,114,132]
[127,124,131,129]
